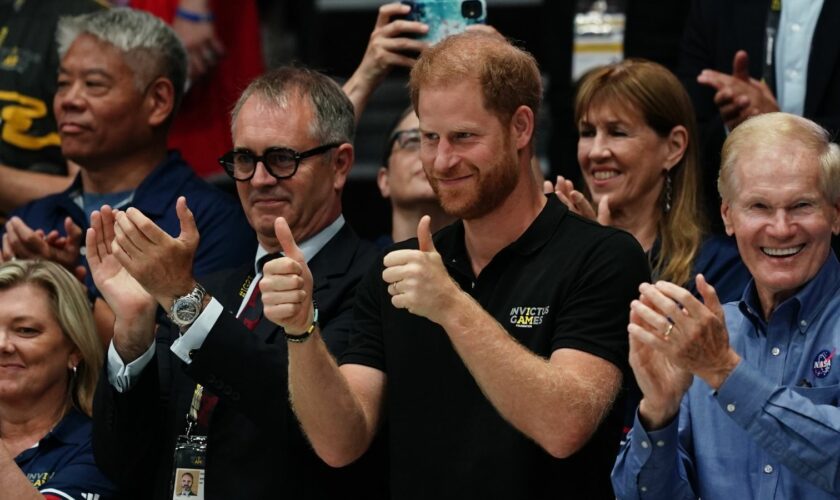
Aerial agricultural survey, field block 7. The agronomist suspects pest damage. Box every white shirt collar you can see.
[252,215,345,275]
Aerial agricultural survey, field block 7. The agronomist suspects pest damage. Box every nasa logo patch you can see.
[812,349,834,378]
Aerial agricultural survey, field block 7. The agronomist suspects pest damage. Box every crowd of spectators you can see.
[0,2,838,499]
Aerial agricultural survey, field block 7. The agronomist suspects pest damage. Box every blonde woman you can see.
[0,260,116,499]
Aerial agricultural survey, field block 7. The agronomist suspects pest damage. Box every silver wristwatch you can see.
[169,283,207,328]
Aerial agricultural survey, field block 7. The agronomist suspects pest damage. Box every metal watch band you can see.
[169,282,207,328]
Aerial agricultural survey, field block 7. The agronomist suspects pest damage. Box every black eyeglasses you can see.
[218,143,342,181]
[391,128,421,151]
[382,128,421,165]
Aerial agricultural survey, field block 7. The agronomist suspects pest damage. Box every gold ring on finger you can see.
[664,323,674,337]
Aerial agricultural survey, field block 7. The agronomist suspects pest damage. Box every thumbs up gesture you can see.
[382,215,460,323]
[261,217,315,334]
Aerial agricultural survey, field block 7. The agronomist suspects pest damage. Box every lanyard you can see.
[763,0,782,93]
[184,271,256,436]
[185,383,204,437]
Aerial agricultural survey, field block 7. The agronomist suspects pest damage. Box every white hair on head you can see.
[719,112,840,203]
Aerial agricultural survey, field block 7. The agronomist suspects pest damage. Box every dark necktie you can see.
[196,252,281,429]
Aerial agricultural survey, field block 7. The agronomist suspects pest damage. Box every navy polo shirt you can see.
[16,409,117,499]
[5,150,256,296]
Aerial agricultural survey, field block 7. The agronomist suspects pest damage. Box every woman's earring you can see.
[664,173,672,214]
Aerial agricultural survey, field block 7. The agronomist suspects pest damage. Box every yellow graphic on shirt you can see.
[0,91,61,149]
[27,471,53,488]
[509,306,550,329]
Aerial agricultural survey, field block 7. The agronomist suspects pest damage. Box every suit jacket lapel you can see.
[214,223,361,343]
[205,263,283,342]
[806,1,840,116]
[308,223,359,297]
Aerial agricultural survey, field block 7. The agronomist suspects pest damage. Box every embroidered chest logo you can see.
[812,348,835,378]
[27,471,53,488]
[509,306,550,328]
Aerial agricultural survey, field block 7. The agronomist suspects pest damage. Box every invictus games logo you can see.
[813,349,835,378]
[509,306,550,328]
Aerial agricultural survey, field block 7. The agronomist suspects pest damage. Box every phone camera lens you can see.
[461,0,482,19]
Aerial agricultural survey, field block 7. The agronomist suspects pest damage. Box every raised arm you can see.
[0,164,76,213]
[263,217,385,466]
[87,205,158,363]
[342,2,428,122]
[380,217,638,457]
[629,276,840,494]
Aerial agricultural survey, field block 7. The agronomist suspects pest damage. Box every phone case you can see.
[403,0,487,44]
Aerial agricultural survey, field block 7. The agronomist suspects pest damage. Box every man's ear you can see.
[146,77,175,127]
[331,143,354,191]
[831,199,840,235]
[721,201,735,236]
[376,166,391,198]
[510,105,535,151]
[663,125,688,171]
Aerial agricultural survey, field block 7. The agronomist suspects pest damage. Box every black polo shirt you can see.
[341,196,650,499]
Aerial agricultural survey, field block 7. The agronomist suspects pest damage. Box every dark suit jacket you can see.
[678,0,840,231]
[92,223,386,500]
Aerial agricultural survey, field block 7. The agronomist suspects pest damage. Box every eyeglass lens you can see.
[231,149,297,178]
[395,129,421,150]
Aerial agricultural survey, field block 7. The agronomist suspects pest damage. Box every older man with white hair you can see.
[613,112,840,499]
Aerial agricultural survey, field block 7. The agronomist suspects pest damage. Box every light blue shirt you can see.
[107,215,345,392]
[775,0,824,115]
[612,253,840,499]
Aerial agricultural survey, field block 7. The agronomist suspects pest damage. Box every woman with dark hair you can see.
[0,259,116,498]
[549,59,749,301]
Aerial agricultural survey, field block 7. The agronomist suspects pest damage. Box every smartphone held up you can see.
[400,0,487,44]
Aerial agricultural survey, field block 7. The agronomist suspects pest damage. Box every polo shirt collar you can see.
[738,251,840,334]
[59,150,190,219]
[506,195,565,256]
[130,150,194,218]
[439,195,561,277]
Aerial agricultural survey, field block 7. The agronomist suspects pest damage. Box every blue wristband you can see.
[175,7,214,23]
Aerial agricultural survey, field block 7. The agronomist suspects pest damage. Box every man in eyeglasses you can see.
[376,106,454,246]
[88,66,384,498]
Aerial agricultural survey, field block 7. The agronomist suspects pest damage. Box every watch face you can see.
[172,297,201,326]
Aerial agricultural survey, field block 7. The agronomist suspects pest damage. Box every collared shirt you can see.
[15,408,118,499]
[776,0,824,116]
[108,216,345,393]
[612,253,840,499]
[342,196,649,499]
[4,150,256,298]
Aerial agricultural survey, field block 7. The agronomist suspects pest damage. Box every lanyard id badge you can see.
[171,385,208,499]
[763,0,782,93]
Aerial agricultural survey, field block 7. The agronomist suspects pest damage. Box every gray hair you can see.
[231,67,355,145]
[56,7,188,114]
[719,112,840,203]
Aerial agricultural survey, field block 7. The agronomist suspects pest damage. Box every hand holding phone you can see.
[401,0,487,44]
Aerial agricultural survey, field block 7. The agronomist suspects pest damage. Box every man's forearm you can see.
[440,291,622,458]
[0,165,74,213]
[288,329,382,467]
[0,441,53,500]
